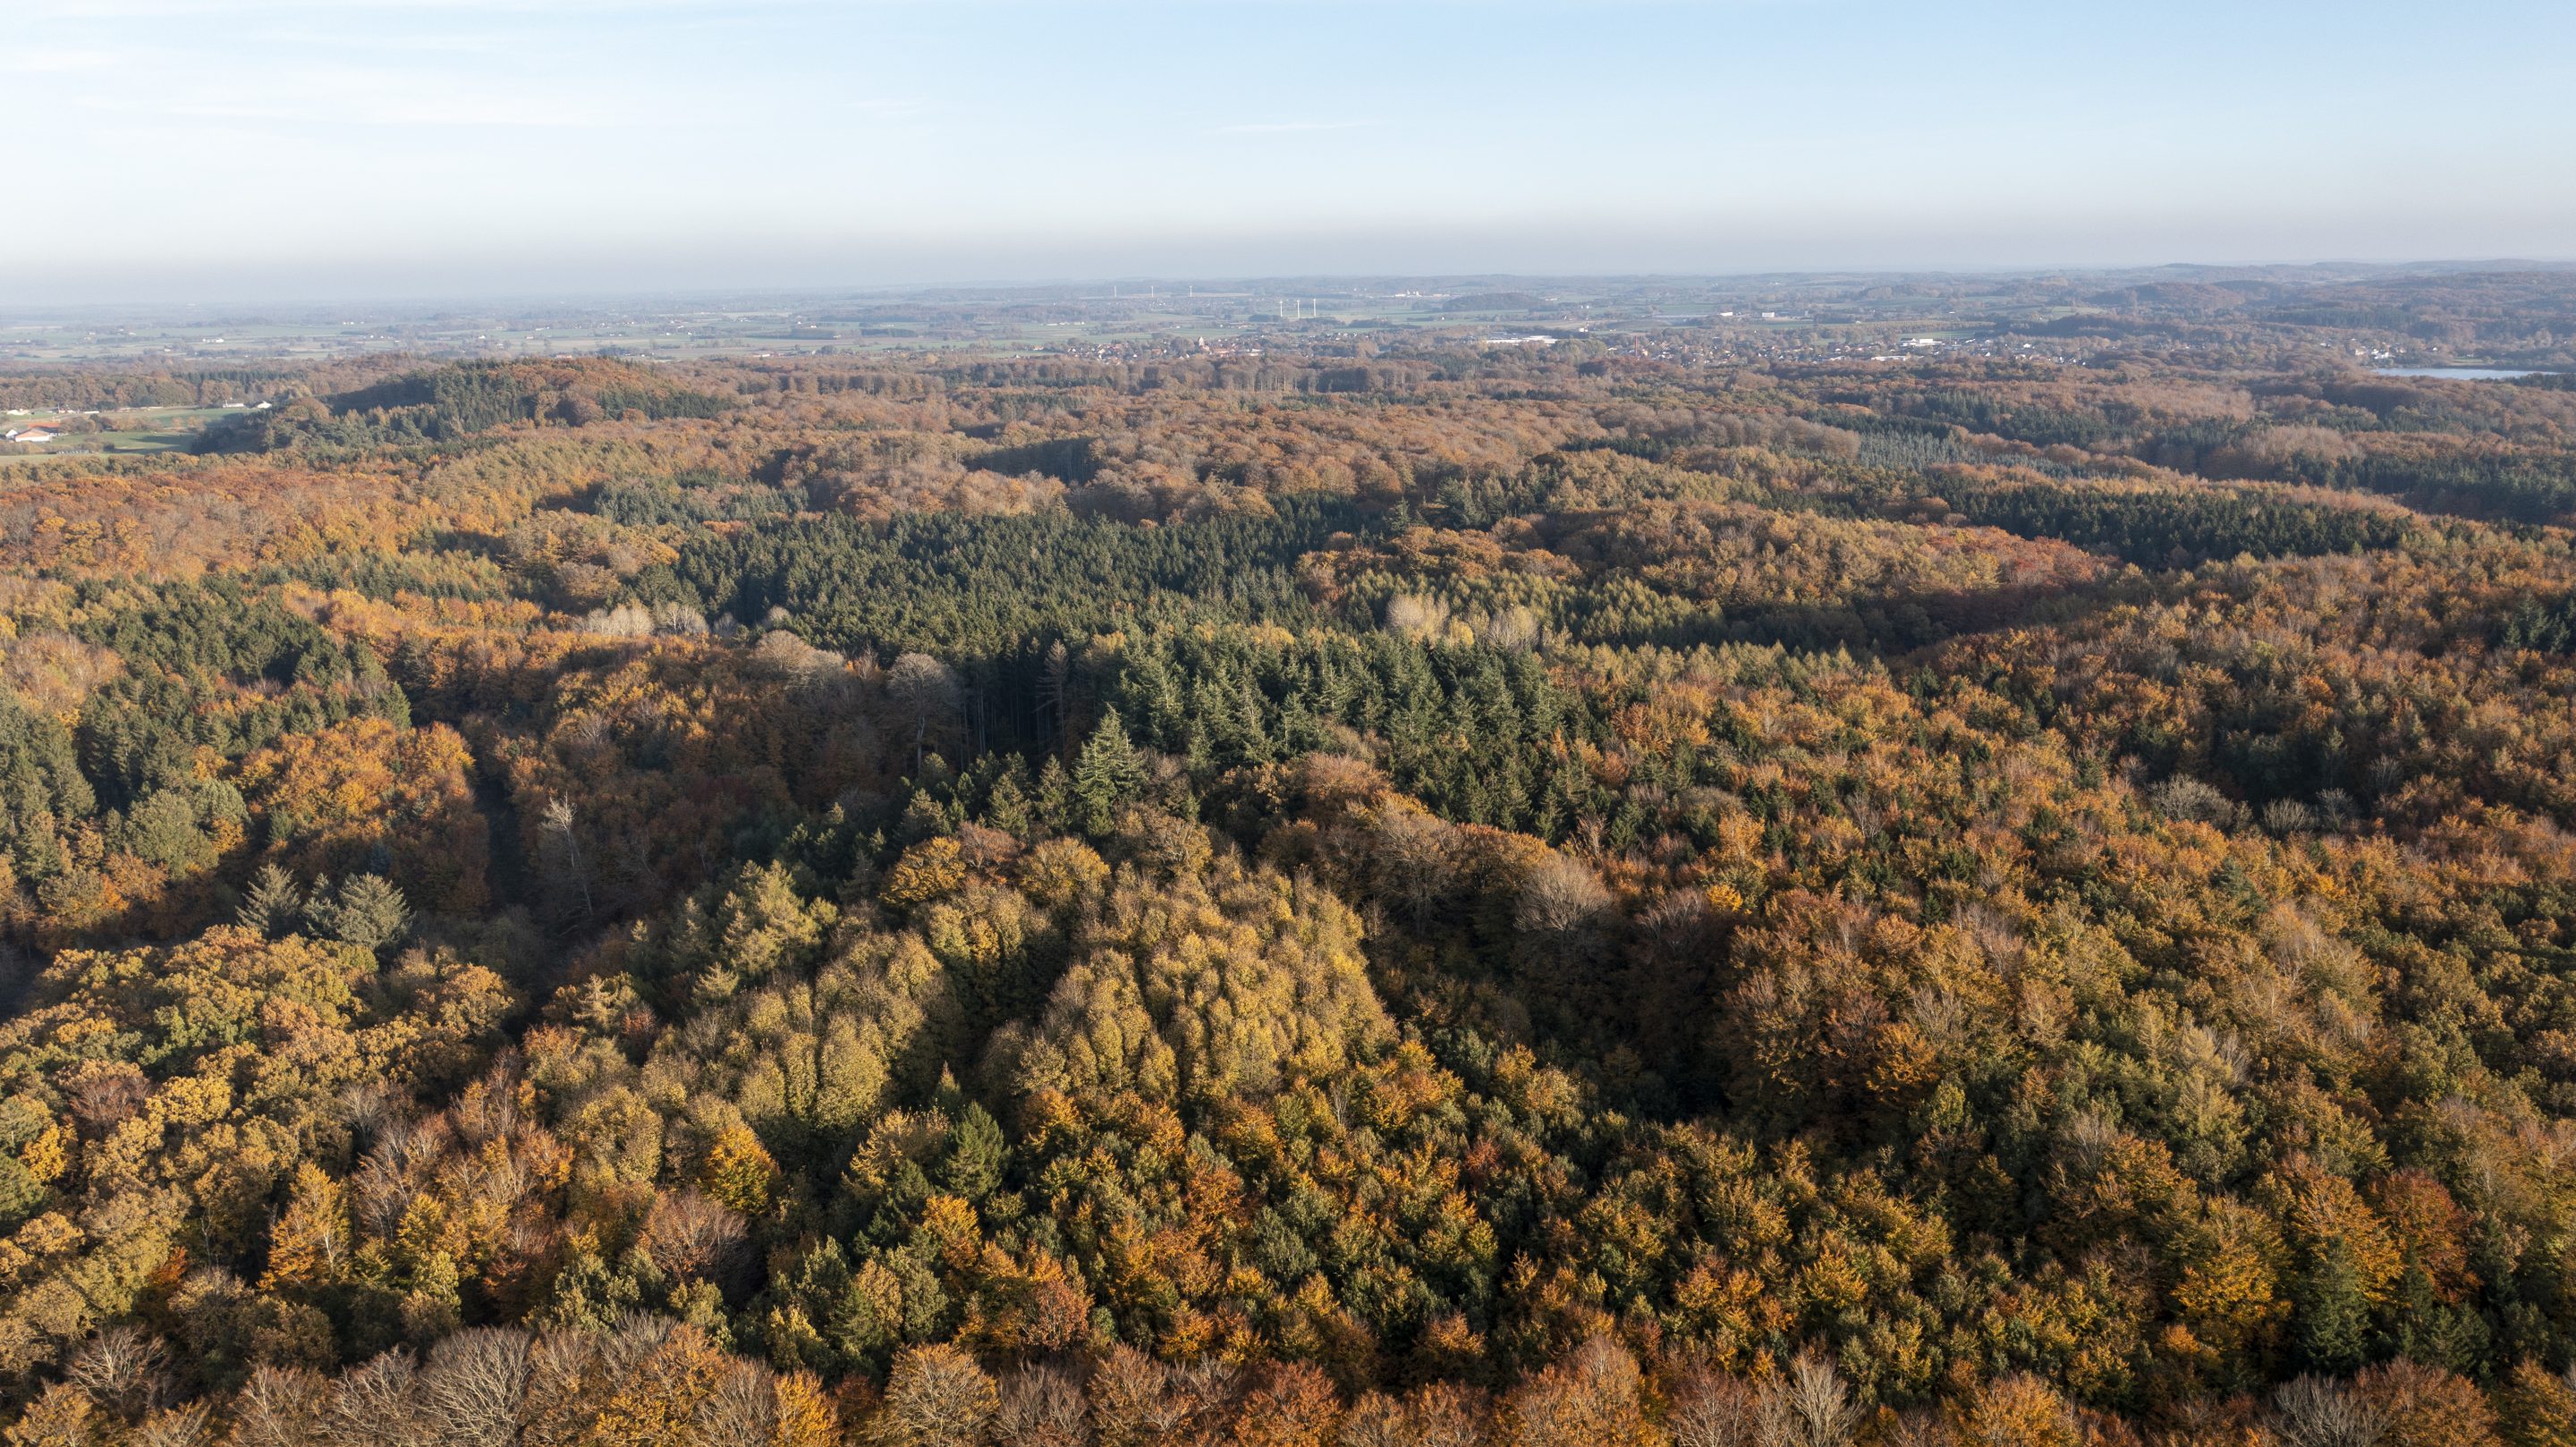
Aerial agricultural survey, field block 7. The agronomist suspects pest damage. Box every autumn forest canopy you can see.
[3,273,2576,1447]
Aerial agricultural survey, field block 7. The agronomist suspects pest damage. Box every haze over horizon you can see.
[6,0,2573,305]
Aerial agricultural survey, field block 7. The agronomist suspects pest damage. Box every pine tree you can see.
[941,1104,1007,1203]
[1070,710,1145,837]
[316,874,411,953]
[236,862,305,938]
[1034,756,1076,835]
[2293,1247,2374,1375]
[1038,639,1073,756]
[981,769,1034,838]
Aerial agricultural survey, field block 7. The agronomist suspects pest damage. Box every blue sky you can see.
[4,0,2572,301]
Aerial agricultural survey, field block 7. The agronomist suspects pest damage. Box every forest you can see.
[0,313,2573,1447]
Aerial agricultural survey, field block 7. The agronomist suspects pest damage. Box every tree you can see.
[262,1163,351,1293]
[1950,1375,2080,1447]
[318,1350,422,1443]
[2350,1359,2500,1447]
[2273,1377,2386,1447]
[880,838,968,915]
[1760,1352,1862,1447]
[236,862,304,937]
[226,1367,330,1447]
[414,1328,530,1447]
[1666,1368,1758,1447]
[64,1325,167,1421]
[703,1124,780,1216]
[874,1343,996,1447]
[1015,850,1390,1102]
[540,797,593,923]
[993,1365,1089,1447]
[1232,1362,1343,1447]
[4,1383,104,1447]
[312,874,411,953]
[888,653,961,775]
[2496,1363,2576,1447]
[1497,1337,1657,1447]
[1069,710,1147,838]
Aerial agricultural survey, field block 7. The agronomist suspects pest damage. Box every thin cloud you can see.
[166,98,617,128]
[148,64,632,129]
[1216,120,1374,136]
[9,47,120,72]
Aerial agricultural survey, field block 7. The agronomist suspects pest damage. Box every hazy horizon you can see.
[8,258,2576,320]
[7,0,2572,307]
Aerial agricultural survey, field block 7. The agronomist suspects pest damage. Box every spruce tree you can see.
[2294,1247,2374,1375]
[1070,709,1145,837]
[1034,756,1076,835]
[318,874,412,954]
[235,862,304,938]
[941,1104,1008,1203]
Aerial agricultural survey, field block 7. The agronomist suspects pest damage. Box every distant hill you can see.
[196,357,730,453]
[1436,291,1544,313]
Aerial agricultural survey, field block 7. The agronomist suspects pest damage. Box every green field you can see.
[2,403,233,459]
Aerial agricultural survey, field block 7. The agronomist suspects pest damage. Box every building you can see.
[3,424,59,444]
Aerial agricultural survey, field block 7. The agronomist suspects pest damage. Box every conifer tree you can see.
[236,862,305,938]
[314,874,411,953]
[1070,710,1145,837]
[1034,756,1076,835]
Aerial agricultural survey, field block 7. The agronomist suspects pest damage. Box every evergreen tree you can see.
[314,873,411,953]
[941,1104,1007,1203]
[235,862,305,938]
[1034,756,1076,836]
[2294,1248,2375,1375]
[1069,710,1146,837]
